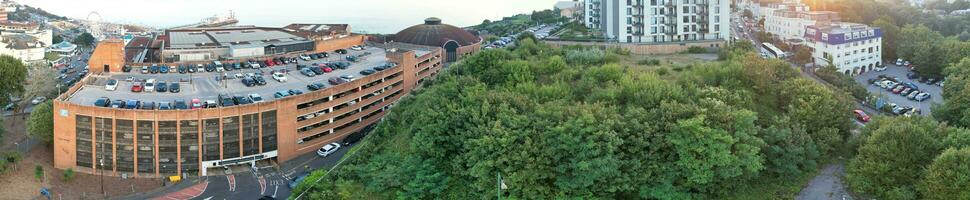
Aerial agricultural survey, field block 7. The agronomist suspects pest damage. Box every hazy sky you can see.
[18,0,561,33]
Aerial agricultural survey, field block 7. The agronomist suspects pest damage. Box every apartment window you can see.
[714,16,719,23]
[628,17,632,24]
[652,27,658,34]
[627,27,633,33]
[714,25,719,32]
[683,26,689,32]
[683,6,689,13]
[683,16,689,23]
[627,8,632,15]
[652,0,657,5]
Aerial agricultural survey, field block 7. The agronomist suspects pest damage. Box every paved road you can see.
[797,163,853,200]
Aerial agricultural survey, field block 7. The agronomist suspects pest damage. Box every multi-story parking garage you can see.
[51,20,481,177]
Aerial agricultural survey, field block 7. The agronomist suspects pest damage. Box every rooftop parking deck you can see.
[65,46,395,107]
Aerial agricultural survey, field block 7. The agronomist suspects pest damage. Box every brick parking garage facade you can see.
[52,37,449,177]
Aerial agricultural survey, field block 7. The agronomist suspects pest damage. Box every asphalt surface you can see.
[796,162,852,200]
[852,64,943,116]
[67,47,391,106]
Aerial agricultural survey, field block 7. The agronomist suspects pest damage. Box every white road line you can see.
[273,185,279,198]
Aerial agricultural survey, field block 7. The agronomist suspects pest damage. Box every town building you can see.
[392,18,481,62]
[155,24,352,62]
[584,0,602,29]
[48,40,78,55]
[763,3,839,44]
[555,1,583,19]
[0,33,44,61]
[804,22,883,75]
[583,0,731,43]
[52,19,477,178]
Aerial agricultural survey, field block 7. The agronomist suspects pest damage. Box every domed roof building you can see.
[393,18,481,62]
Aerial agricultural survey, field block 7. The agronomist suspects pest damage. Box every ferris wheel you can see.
[86,11,103,40]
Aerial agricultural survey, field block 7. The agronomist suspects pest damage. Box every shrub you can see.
[34,165,43,182]
[565,48,607,65]
[815,66,870,100]
[687,46,708,54]
[637,59,661,66]
[62,168,75,182]
[656,67,669,76]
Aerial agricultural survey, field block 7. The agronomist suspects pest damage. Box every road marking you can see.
[273,185,279,197]
[259,176,267,195]
[227,175,236,192]
[203,197,213,200]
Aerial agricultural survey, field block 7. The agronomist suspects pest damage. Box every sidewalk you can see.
[114,177,206,200]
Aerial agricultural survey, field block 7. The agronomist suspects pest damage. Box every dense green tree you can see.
[846,117,951,199]
[0,55,28,106]
[872,16,900,60]
[933,58,970,127]
[300,36,865,199]
[52,34,63,44]
[73,33,96,47]
[27,100,53,144]
[919,147,970,200]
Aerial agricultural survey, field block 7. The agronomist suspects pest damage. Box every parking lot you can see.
[853,64,944,116]
[66,46,393,107]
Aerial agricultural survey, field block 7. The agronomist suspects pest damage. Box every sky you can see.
[18,0,561,33]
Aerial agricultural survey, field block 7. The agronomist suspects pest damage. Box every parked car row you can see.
[887,103,921,116]
[93,97,207,110]
[123,79,181,93]
[218,93,265,107]
[875,79,931,102]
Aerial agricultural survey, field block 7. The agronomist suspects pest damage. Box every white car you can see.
[30,96,47,105]
[144,79,156,92]
[272,72,287,82]
[105,79,118,91]
[316,143,341,157]
[874,65,887,72]
[300,54,311,61]
[896,59,904,66]
[351,45,364,51]
[249,93,265,103]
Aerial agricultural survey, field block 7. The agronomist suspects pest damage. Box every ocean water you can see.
[20,0,558,33]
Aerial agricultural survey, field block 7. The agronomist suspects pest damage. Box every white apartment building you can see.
[804,22,883,75]
[584,0,730,43]
[585,0,602,29]
[764,5,839,44]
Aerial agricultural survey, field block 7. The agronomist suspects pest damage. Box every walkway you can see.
[150,181,208,200]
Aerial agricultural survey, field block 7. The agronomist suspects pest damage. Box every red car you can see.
[321,67,333,73]
[131,83,143,92]
[853,110,870,122]
[265,59,275,67]
[191,99,202,110]
[892,86,906,94]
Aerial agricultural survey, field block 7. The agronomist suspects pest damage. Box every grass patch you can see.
[722,171,818,200]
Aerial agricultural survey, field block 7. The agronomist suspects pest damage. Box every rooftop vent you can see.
[424,17,442,25]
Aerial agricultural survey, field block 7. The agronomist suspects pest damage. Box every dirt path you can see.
[797,162,852,200]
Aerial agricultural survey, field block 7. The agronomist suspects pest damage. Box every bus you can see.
[761,43,787,59]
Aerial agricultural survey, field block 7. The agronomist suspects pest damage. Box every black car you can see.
[289,89,304,95]
[169,83,180,93]
[219,94,236,107]
[110,100,125,108]
[94,97,111,107]
[122,65,132,72]
[178,65,187,73]
[233,62,242,70]
[373,65,386,71]
[310,66,325,74]
[296,64,307,70]
[174,99,189,110]
[156,81,168,92]
[234,95,253,105]
[310,54,319,60]
[360,69,376,75]
[242,77,256,87]
[307,83,326,91]
[335,49,348,54]
[254,76,267,85]
[318,52,329,58]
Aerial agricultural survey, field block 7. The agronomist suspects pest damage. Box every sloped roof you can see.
[393,18,480,47]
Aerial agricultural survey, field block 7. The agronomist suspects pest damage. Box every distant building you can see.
[158,25,339,62]
[555,1,583,20]
[804,22,883,75]
[0,33,45,61]
[764,2,839,44]
[48,41,77,55]
[392,18,481,62]
[582,0,731,43]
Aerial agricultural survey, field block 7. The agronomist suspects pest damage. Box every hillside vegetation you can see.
[293,39,857,199]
